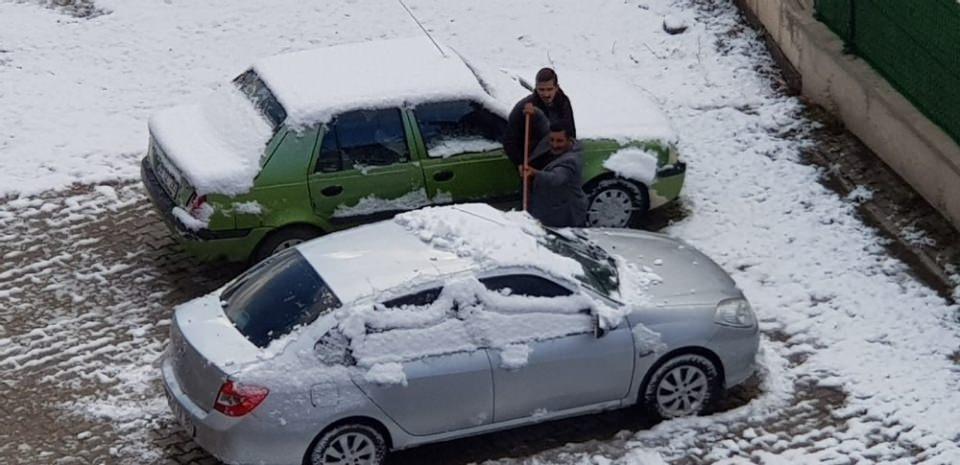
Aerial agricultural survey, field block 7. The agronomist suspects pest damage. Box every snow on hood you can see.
[506,68,676,144]
[394,204,584,282]
[148,85,273,196]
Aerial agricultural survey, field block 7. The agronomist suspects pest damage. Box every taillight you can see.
[187,194,207,218]
[213,380,269,417]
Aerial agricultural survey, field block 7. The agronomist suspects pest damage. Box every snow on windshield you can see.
[148,85,274,196]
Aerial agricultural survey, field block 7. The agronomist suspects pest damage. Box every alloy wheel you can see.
[655,364,710,417]
[316,431,378,465]
[587,188,634,227]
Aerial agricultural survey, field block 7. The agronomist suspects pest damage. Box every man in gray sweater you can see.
[520,122,587,228]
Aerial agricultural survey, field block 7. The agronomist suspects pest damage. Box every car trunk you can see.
[169,294,261,412]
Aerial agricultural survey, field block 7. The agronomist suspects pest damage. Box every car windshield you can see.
[232,69,287,130]
[540,229,620,298]
[220,249,341,348]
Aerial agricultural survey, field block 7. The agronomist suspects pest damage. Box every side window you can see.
[315,108,409,172]
[414,100,506,158]
[480,274,572,298]
[315,329,354,366]
[381,287,443,308]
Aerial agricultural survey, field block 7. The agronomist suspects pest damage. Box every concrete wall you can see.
[735,0,960,232]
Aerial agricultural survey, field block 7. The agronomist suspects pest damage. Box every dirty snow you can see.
[603,147,661,185]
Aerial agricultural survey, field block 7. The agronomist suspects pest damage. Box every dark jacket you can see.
[527,138,587,228]
[503,90,576,166]
[503,102,549,166]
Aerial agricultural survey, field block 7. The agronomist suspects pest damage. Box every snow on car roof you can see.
[253,36,502,126]
[296,204,584,304]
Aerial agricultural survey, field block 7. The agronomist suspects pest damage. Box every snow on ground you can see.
[2,0,960,464]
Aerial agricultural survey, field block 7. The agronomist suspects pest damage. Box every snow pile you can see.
[602,147,661,185]
[255,36,505,128]
[148,86,273,196]
[231,201,263,215]
[394,204,584,281]
[170,204,213,232]
[333,189,431,218]
[427,137,502,158]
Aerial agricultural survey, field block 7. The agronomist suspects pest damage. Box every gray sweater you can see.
[527,139,587,228]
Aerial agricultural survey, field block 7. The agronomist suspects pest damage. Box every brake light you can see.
[213,380,269,417]
[187,194,208,218]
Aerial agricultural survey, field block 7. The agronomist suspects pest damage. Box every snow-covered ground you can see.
[1,0,959,464]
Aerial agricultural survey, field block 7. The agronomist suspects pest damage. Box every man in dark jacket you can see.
[503,68,576,166]
[520,122,587,228]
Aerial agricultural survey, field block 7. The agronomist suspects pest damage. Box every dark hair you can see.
[549,121,572,138]
[535,67,558,85]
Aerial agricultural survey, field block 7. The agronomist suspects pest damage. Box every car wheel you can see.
[252,225,321,264]
[308,424,387,465]
[585,179,649,228]
[643,353,721,419]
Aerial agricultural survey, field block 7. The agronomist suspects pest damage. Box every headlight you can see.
[714,298,756,328]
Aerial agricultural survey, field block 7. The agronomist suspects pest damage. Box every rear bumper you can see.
[141,157,260,262]
[161,356,304,465]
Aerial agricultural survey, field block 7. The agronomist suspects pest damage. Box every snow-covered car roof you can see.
[296,203,586,304]
[253,36,500,126]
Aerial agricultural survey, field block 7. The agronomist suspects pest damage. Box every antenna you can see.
[397,0,447,57]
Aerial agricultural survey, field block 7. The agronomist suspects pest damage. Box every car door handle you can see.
[321,185,343,197]
[433,170,454,182]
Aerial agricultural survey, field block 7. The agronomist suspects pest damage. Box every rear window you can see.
[233,69,287,130]
[220,249,341,348]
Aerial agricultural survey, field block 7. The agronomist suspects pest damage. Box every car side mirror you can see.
[593,314,606,338]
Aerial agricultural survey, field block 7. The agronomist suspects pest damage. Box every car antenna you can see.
[397,0,447,58]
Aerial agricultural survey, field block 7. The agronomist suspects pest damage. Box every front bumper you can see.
[141,157,261,262]
[649,161,686,209]
[710,323,760,388]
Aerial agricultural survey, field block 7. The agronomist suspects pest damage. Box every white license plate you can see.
[155,159,180,198]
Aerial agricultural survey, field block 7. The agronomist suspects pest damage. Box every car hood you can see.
[585,229,740,304]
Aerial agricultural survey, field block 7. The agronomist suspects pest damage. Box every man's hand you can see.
[523,102,536,116]
[519,165,537,180]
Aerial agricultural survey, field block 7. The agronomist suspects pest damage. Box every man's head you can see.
[535,67,559,105]
[548,121,573,155]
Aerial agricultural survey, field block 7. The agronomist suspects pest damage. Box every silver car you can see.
[161,204,759,465]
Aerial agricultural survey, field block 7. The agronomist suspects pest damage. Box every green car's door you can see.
[307,108,428,226]
[408,100,519,204]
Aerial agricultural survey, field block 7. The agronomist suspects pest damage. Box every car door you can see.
[350,287,495,436]
[307,108,430,225]
[407,100,519,204]
[480,274,636,423]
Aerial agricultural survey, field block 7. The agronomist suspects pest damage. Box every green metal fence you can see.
[815,0,960,144]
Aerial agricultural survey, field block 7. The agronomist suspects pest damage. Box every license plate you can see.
[154,157,180,198]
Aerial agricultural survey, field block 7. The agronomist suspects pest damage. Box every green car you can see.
[141,37,685,263]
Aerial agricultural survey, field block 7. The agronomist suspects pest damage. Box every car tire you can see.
[585,179,649,228]
[642,353,722,420]
[251,225,321,264]
[307,423,387,465]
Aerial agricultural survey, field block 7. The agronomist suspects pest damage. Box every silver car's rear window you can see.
[220,249,341,348]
